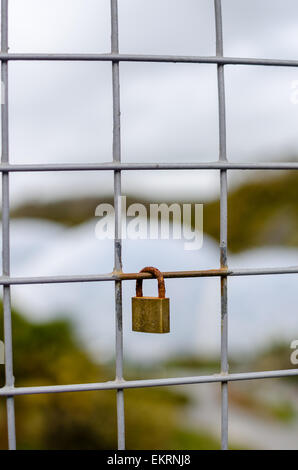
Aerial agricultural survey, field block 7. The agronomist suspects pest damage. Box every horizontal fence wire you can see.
[1,162,298,171]
[2,53,298,67]
[0,368,298,397]
[1,0,298,451]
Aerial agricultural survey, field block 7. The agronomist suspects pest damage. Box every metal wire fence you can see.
[1,0,298,450]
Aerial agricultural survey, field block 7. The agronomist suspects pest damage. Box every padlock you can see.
[132,266,170,333]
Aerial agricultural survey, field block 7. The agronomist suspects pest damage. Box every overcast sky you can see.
[6,0,298,205]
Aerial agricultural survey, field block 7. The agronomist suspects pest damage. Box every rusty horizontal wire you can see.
[1,266,298,286]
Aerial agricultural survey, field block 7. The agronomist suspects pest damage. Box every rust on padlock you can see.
[136,266,166,298]
[132,266,170,334]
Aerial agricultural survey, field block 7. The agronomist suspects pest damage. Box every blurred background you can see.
[1,0,298,449]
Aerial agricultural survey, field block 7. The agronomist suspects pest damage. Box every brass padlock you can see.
[132,266,170,333]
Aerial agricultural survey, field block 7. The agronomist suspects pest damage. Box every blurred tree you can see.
[0,303,218,450]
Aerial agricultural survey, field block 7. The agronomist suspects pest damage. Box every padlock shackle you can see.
[136,266,166,299]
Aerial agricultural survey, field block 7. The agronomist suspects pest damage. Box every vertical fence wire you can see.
[214,0,229,450]
[1,0,16,450]
[110,0,125,450]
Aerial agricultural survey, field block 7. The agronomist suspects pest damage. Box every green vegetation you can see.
[164,355,220,372]
[249,342,298,376]
[270,401,295,423]
[0,303,220,450]
[204,171,298,252]
[171,430,219,450]
[11,196,105,228]
[11,170,298,252]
